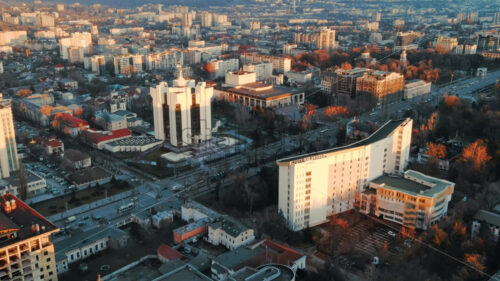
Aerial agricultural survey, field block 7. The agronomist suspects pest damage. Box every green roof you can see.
[277,118,410,163]
[371,170,454,197]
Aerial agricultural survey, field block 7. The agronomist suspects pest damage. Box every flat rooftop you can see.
[0,194,58,247]
[224,83,303,100]
[154,264,211,281]
[278,119,409,164]
[474,210,500,227]
[371,170,453,197]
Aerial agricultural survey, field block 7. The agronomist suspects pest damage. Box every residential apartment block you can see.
[277,118,413,231]
[240,53,291,74]
[356,70,404,101]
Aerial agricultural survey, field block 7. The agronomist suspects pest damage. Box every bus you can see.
[118,202,135,214]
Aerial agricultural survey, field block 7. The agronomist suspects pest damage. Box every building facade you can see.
[404,80,432,100]
[207,217,255,250]
[277,118,413,231]
[357,170,454,230]
[0,194,59,281]
[0,95,18,179]
[240,53,291,74]
[150,67,213,147]
[356,70,404,101]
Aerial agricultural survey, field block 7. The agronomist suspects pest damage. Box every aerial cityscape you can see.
[0,0,499,280]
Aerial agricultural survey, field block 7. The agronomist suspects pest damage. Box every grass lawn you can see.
[32,181,133,217]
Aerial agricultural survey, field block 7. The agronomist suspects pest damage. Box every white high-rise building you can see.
[182,12,193,28]
[243,62,273,81]
[277,118,413,231]
[201,12,213,27]
[316,28,336,49]
[0,94,18,179]
[113,54,143,75]
[150,66,213,147]
[59,32,92,60]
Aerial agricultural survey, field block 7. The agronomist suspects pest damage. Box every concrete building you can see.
[62,149,91,169]
[208,59,239,79]
[357,170,454,230]
[0,95,18,179]
[283,43,298,55]
[242,63,273,81]
[215,82,304,109]
[224,71,257,87]
[150,66,213,147]
[207,217,255,250]
[287,70,313,85]
[0,31,27,46]
[395,32,422,50]
[55,227,128,275]
[471,210,500,242]
[59,32,92,61]
[277,118,413,231]
[201,11,213,27]
[435,36,458,52]
[0,194,59,281]
[145,51,183,71]
[83,55,106,75]
[321,68,368,96]
[240,53,291,74]
[316,28,336,49]
[356,70,404,101]
[404,80,432,100]
[114,54,144,76]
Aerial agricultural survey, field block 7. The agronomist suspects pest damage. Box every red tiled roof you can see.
[57,113,89,128]
[157,244,184,261]
[46,139,63,148]
[88,128,131,144]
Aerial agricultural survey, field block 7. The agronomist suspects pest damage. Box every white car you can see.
[387,231,397,237]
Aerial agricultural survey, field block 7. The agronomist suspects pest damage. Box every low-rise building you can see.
[62,149,91,169]
[173,217,210,244]
[471,210,500,242]
[102,136,163,153]
[211,239,306,280]
[215,82,304,109]
[207,217,255,250]
[55,227,128,275]
[404,80,432,100]
[287,70,313,85]
[357,170,454,230]
[157,244,184,263]
[54,113,89,137]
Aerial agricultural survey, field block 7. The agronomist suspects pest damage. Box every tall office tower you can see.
[277,118,413,231]
[316,28,336,49]
[182,12,193,28]
[150,66,213,147]
[0,94,18,179]
[201,12,213,27]
[0,194,59,280]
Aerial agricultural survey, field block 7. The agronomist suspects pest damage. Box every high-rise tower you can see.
[0,94,18,178]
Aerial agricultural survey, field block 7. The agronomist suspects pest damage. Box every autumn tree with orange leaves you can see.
[442,94,461,108]
[459,139,492,171]
[464,253,486,271]
[340,62,352,70]
[323,106,349,120]
[426,142,447,159]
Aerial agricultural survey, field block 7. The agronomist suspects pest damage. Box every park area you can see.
[32,180,133,216]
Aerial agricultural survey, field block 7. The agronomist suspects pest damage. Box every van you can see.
[65,216,76,224]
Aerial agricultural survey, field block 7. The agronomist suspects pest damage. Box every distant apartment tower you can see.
[145,51,183,71]
[277,118,413,231]
[435,36,458,52]
[150,66,213,147]
[477,33,500,51]
[0,95,18,179]
[90,55,106,74]
[201,12,213,27]
[208,59,239,79]
[240,53,291,74]
[0,194,59,280]
[113,54,143,75]
[316,28,336,49]
[321,67,369,97]
[395,31,422,50]
[59,32,92,61]
[182,12,193,28]
[242,62,273,81]
[356,70,404,101]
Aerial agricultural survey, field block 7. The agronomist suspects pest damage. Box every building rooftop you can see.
[371,170,454,197]
[154,264,211,281]
[173,217,210,235]
[210,216,251,238]
[54,227,126,260]
[225,83,303,100]
[474,210,500,227]
[0,194,58,248]
[157,244,184,261]
[278,118,410,164]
